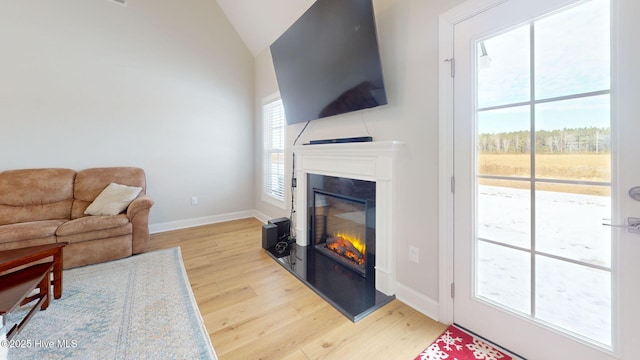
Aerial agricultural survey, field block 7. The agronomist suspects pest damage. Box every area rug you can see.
[415,324,524,360]
[4,247,217,360]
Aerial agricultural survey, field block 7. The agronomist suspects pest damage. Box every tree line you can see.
[479,127,610,154]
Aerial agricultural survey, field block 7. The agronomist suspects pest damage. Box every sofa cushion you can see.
[56,214,132,244]
[85,183,142,216]
[0,168,75,226]
[72,167,146,219]
[56,214,130,236]
[56,224,132,244]
[0,220,66,244]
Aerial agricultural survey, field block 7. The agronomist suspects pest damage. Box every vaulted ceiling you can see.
[216,0,316,56]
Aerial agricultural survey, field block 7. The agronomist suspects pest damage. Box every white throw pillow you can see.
[85,182,143,216]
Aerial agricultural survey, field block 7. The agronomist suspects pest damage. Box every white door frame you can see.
[437,0,510,326]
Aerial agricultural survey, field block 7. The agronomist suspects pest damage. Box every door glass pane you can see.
[477,241,531,314]
[477,25,530,108]
[536,255,612,346]
[478,106,531,177]
[535,184,611,267]
[535,95,611,181]
[478,180,531,249]
[535,0,610,99]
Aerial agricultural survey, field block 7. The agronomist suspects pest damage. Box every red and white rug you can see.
[415,325,520,360]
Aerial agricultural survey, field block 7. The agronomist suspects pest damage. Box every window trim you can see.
[261,93,287,209]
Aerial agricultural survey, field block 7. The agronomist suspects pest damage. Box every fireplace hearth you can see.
[269,242,392,322]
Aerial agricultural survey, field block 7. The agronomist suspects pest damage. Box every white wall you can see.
[254,0,464,316]
[0,0,255,229]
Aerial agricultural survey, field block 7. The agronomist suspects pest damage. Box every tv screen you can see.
[270,0,388,125]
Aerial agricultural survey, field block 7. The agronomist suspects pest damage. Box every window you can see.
[262,95,286,207]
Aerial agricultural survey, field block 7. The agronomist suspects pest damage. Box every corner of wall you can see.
[395,281,441,322]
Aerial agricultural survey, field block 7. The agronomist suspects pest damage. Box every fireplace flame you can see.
[327,232,366,265]
[335,232,365,254]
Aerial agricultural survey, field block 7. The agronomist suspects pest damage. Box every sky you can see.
[476,0,610,134]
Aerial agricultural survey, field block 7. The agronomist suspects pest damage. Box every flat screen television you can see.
[270,0,388,125]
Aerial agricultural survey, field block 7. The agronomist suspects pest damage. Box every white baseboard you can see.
[149,210,262,234]
[252,210,271,224]
[395,282,442,323]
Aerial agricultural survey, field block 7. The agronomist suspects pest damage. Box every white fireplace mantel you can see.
[289,140,404,296]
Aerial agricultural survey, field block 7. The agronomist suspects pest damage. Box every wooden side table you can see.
[0,243,67,299]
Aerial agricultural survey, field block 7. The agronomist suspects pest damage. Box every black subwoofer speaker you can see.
[262,223,278,250]
[268,217,290,242]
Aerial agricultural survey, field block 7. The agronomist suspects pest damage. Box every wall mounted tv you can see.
[270,0,388,125]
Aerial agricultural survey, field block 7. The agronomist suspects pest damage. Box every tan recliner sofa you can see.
[0,167,154,269]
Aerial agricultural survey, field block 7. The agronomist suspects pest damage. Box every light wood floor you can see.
[148,218,446,359]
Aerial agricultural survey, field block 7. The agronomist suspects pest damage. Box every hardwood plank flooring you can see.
[148,218,446,359]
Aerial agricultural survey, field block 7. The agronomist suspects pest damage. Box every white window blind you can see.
[263,97,286,204]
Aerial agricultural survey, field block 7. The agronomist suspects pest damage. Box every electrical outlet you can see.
[191,196,199,205]
[409,246,419,263]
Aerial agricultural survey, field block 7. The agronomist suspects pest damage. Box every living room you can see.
[2,0,447,318]
[2,0,638,359]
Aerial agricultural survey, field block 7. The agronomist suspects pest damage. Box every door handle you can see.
[602,217,640,233]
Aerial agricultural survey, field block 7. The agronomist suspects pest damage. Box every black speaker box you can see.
[262,223,278,250]
[268,217,290,241]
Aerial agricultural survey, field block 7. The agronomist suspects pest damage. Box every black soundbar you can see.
[305,136,373,145]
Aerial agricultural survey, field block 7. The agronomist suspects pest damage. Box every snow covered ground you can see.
[476,185,611,345]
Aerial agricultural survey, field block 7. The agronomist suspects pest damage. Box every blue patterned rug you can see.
[3,247,217,360]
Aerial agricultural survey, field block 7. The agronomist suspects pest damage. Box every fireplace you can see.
[310,175,375,278]
[266,141,403,321]
[291,140,403,296]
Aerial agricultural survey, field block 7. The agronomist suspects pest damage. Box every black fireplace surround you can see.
[267,174,394,322]
[311,178,375,278]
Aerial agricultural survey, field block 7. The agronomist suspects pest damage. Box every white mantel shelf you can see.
[289,140,405,296]
[291,140,404,153]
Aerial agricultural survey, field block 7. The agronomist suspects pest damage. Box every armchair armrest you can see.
[126,195,154,254]
[126,195,154,220]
